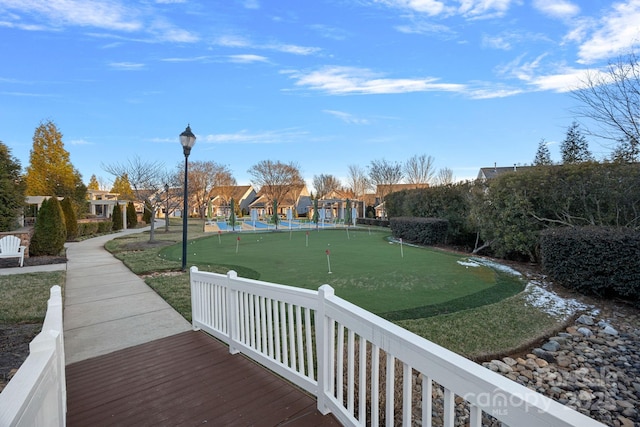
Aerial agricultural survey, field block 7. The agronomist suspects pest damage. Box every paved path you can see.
[62,226,192,364]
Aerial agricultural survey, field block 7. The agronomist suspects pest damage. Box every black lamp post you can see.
[164,183,170,232]
[180,124,196,271]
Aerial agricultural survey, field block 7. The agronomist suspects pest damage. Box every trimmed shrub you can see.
[390,217,449,246]
[30,197,67,256]
[356,218,390,227]
[112,203,123,231]
[61,197,78,241]
[540,227,640,302]
[98,221,113,233]
[78,221,99,237]
[126,202,138,229]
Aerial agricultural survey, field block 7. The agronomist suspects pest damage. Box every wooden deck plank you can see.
[66,330,341,426]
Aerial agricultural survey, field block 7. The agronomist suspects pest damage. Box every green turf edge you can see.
[381,273,525,321]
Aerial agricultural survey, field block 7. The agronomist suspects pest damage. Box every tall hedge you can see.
[540,227,640,302]
[112,203,123,231]
[30,197,67,256]
[389,217,448,245]
[61,197,78,241]
[126,201,138,229]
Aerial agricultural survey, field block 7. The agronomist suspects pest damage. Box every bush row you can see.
[540,227,640,303]
[389,217,448,245]
[77,220,113,238]
[356,218,390,227]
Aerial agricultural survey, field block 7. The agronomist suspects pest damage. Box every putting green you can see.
[160,228,524,317]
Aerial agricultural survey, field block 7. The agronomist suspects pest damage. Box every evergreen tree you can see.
[61,197,78,241]
[111,174,135,200]
[30,197,67,256]
[142,200,152,223]
[87,174,100,190]
[561,122,593,164]
[0,142,26,231]
[112,202,123,230]
[533,139,553,165]
[25,120,83,198]
[126,201,138,229]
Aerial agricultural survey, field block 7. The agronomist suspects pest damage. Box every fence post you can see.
[227,270,240,355]
[316,284,334,415]
[190,266,201,331]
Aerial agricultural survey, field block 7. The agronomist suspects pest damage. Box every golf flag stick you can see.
[400,238,404,258]
[306,231,309,247]
[326,249,332,274]
[218,230,221,244]
[236,236,240,254]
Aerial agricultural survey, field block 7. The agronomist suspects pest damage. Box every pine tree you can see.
[25,120,83,198]
[30,197,67,256]
[533,139,553,166]
[111,174,135,200]
[61,197,78,241]
[0,142,26,231]
[87,174,100,190]
[561,122,593,164]
[112,202,123,231]
[126,201,138,229]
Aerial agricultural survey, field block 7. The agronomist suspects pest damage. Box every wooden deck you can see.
[66,331,341,426]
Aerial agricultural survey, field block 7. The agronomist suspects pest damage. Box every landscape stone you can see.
[542,340,561,352]
[577,315,595,325]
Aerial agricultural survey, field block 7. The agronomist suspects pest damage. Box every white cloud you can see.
[577,0,640,63]
[0,0,142,31]
[201,129,308,144]
[532,0,579,19]
[69,139,92,145]
[228,54,268,63]
[457,0,516,19]
[288,66,465,95]
[482,34,512,50]
[323,110,370,125]
[213,35,320,56]
[109,62,145,70]
[242,0,260,9]
[373,0,448,16]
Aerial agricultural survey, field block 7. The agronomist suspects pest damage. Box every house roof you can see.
[210,185,254,203]
[376,183,429,194]
[477,165,532,180]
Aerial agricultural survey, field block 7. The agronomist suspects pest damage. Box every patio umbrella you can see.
[272,199,279,229]
[312,198,319,229]
[229,198,236,231]
[345,198,352,227]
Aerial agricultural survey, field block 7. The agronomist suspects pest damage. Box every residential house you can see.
[477,164,532,180]
[248,184,310,219]
[373,183,430,218]
[209,185,257,218]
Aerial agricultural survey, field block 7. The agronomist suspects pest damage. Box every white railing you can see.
[0,285,66,427]
[190,268,605,427]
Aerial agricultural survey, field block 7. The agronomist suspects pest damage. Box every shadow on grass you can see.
[381,276,524,321]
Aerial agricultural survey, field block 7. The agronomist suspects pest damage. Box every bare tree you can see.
[434,167,454,186]
[103,156,166,242]
[346,164,370,198]
[177,160,235,219]
[404,154,435,185]
[368,159,403,218]
[571,51,640,162]
[248,160,304,220]
[312,174,341,198]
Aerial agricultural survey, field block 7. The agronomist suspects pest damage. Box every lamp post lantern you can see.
[164,183,170,232]
[180,124,196,271]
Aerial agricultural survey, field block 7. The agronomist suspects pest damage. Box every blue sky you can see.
[1,0,639,188]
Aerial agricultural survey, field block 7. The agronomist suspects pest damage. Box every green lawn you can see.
[159,228,524,316]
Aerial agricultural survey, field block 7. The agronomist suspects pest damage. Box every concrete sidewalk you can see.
[62,227,192,364]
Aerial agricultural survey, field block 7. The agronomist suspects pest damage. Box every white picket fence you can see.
[190,267,605,427]
[0,285,66,427]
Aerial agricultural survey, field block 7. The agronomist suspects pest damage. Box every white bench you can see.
[0,235,26,267]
